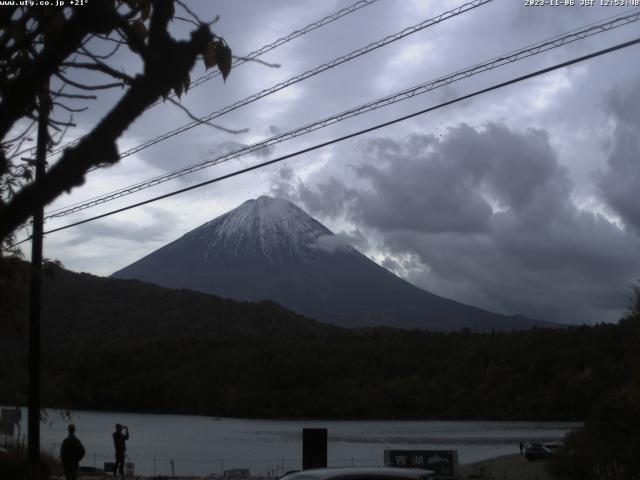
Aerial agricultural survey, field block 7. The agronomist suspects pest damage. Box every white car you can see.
[280,467,435,480]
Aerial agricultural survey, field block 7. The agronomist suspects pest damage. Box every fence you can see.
[1,433,26,455]
[78,453,383,478]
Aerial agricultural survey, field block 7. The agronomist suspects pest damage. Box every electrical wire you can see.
[154,0,382,105]
[79,0,492,169]
[5,35,636,250]
[46,0,500,216]
[44,8,640,219]
[36,0,383,158]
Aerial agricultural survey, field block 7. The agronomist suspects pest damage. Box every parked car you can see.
[280,467,434,480]
[543,443,561,454]
[525,443,552,461]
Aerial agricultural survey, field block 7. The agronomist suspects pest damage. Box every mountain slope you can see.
[112,196,555,331]
[38,264,341,351]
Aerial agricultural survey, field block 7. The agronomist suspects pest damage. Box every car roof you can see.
[280,467,434,480]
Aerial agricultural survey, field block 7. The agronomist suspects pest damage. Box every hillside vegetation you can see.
[547,284,640,480]
[1,262,638,422]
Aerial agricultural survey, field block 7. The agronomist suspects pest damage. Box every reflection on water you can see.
[32,409,579,477]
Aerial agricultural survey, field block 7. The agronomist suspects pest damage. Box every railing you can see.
[75,453,383,478]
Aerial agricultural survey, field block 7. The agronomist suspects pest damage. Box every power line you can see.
[47,0,497,217]
[88,0,493,166]
[45,8,640,219]
[155,0,382,105]
[12,36,636,246]
[37,0,382,158]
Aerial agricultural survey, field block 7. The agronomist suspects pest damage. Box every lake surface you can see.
[31,409,578,477]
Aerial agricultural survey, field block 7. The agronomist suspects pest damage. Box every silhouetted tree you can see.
[548,282,640,480]
[0,0,233,247]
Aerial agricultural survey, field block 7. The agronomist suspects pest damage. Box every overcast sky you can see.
[19,0,640,325]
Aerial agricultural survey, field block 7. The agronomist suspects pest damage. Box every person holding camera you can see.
[112,423,129,477]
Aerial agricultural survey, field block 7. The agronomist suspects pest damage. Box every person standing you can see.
[113,424,130,477]
[60,424,85,480]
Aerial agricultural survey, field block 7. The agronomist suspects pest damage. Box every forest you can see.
[34,321,636,421]
[2,261,640,478]
[1,262,638,422]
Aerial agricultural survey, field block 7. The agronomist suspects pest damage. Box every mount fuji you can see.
[112,196,554,331]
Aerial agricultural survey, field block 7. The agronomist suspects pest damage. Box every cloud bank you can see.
[274,120,640,325]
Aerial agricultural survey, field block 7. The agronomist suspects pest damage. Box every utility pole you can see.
[27,84,49,480]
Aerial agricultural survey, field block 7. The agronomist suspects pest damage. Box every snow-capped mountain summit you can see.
[112,196,554,331]
[180,196,332,262]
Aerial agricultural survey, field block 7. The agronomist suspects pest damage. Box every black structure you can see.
[302,428,327,470]
[27,86,49,480]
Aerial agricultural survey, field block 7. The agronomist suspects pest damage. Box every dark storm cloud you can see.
[387,223,635,325]
[597,79,640,231]
[292,123,570,234]
[299,177,358,219]
[270,166,297,199]
[275,122,640,324]
[36,0,640,317]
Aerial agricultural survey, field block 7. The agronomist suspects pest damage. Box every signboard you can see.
[384,450,458,477]
[1,408,20,424]
[0,421,15,436]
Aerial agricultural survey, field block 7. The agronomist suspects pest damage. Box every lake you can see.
[30,409,578,477]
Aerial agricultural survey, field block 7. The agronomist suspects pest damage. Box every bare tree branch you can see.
[50,92,98,100]
[7,130,35,158]
[166,97,249,134]
[173,16,200,28]
[78,42,122,60]
[1,0,237,245]
[48,117,76,128]
[61,61,134,83]
[51,117,74,147]
[55,71,126,91]
[10,145,40,160]
[93,32,129,45]
[5,120,36,145]
[232,55,281,69]
[114,23,150,61]
[0,2,121,140]
[52,102,89,113]
[0,18,217,239]
[175,0,201,25]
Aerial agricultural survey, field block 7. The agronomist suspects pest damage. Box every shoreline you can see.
[27,406,584,423]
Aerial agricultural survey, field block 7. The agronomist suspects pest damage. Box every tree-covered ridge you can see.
[1,262,638,421]
[548,284,640,479]
[39,322,635,420]
[40,265,340,349]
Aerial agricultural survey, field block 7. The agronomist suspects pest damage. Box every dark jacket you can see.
[113,430,129,453]
[60,434,85,466]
